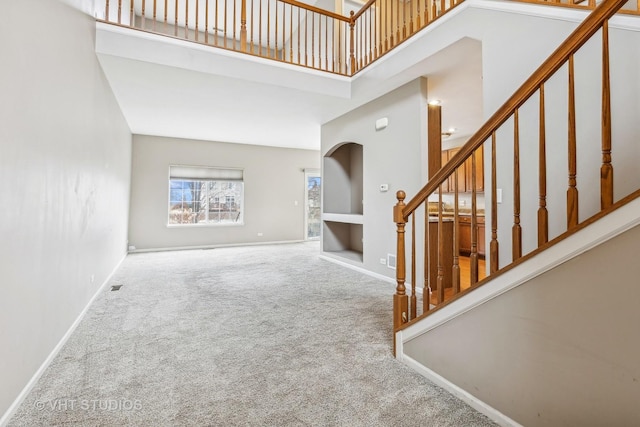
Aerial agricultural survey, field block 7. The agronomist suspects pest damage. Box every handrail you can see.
[278,0,350,22]
[402,0,629,218]
[392,0,633,351]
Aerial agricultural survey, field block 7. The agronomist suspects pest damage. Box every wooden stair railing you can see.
[393,0,632,353]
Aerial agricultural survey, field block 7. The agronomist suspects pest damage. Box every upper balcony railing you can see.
[98,0,639,76]
[97,0,464,76]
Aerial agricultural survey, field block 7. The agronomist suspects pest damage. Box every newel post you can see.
[240,0,248,52]
[393,191,408,349]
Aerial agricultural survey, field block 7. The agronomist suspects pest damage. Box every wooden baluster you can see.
[312,12,315,68]
[410,0,414,35]
[601,20,613,209]
[452,174,460,294]
[215,0,219,46]
[298,8,301,64]
[416,0,421,30]
[281,4,286,61]
[389,0,395,48]
[105,0,110,22]
[325,15,328,69]
[373,4,377,60]
[250,0,254,53]
[393,191,408,333]
[567,54,579,229]
[117,0,121,24]
[437,187,445,304]
[440,0,444,15]
[369,9,372,64]
[153,0,157,31]
[470,147,479,285]
[282,3,286,60]
[337,20,341,72]
[195,0,199,41]
[266,0,269,55]
[431,0,436,22]
[274,0,278,58]
[362,13,365,67]
[185,0,188,39]
[305,11,308,66]
[349,12,356,73]
[130,0,135,26]
[164,0,168,31]
[205,0,209,44]
[175,0,178,37]
[384,0,388,52]
[411,214,417,320]
[241,0,247,51]
[319,12,322,67]
[291,7,294,63]
[424,204,430,313]
[490,132,499,274]
[396,0,400,45]
[538,84,549,246]
[402,0,406,40]
[513,109,522,261]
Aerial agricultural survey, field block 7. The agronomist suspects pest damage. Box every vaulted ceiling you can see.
[94,3,484,150]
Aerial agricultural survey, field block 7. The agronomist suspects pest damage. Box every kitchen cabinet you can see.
[428,219,454,291]
[465,147,484,192]
[441,147,484,193]
[458,215,485,257]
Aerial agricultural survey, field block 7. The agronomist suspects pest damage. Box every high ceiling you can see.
[95,6,484,151]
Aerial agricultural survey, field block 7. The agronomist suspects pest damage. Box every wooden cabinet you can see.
[458,215,485,257]
[441,147,484,193]
[428,219,454,291]
[441,150,450,192]
[465,147,484,192]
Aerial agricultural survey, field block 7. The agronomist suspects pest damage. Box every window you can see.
[168,166,244,226]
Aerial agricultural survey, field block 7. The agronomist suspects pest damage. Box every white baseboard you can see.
[128,239,307,253]
[398,350,522,427]
[318,254,396,285]
[0,254,127,427]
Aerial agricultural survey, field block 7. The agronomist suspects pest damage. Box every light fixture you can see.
[441,127,456,138]
[428,99,441,106]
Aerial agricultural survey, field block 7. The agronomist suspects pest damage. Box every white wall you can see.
[128,135,320,250]
[321,78,428,279]
[0,0,132,421]
[478,10,640,268]
[403,222,640,426]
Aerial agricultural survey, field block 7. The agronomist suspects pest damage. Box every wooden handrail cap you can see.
[396,190,406,201]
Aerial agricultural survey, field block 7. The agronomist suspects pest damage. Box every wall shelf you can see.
[321,213,364,224]
[322,142,364,263]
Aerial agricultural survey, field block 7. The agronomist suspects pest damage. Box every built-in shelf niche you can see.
[322,221,364,262]
[322,142,364,262]
[323,142,363,215]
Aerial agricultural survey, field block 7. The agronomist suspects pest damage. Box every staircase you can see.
[392,0,640,424]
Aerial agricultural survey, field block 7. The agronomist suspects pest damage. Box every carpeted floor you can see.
[8,242,496,426]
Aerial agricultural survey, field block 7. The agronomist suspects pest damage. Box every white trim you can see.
[318,254,396,285]
[128,239,307,253]
[399,197,640,342]
[0,254,127,427]
[321,213,364,224]
[398,352,523,427]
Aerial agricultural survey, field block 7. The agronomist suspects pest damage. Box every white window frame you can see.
[168,165,244,227]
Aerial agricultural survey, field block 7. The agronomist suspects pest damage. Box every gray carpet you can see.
[8,242,496,426]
